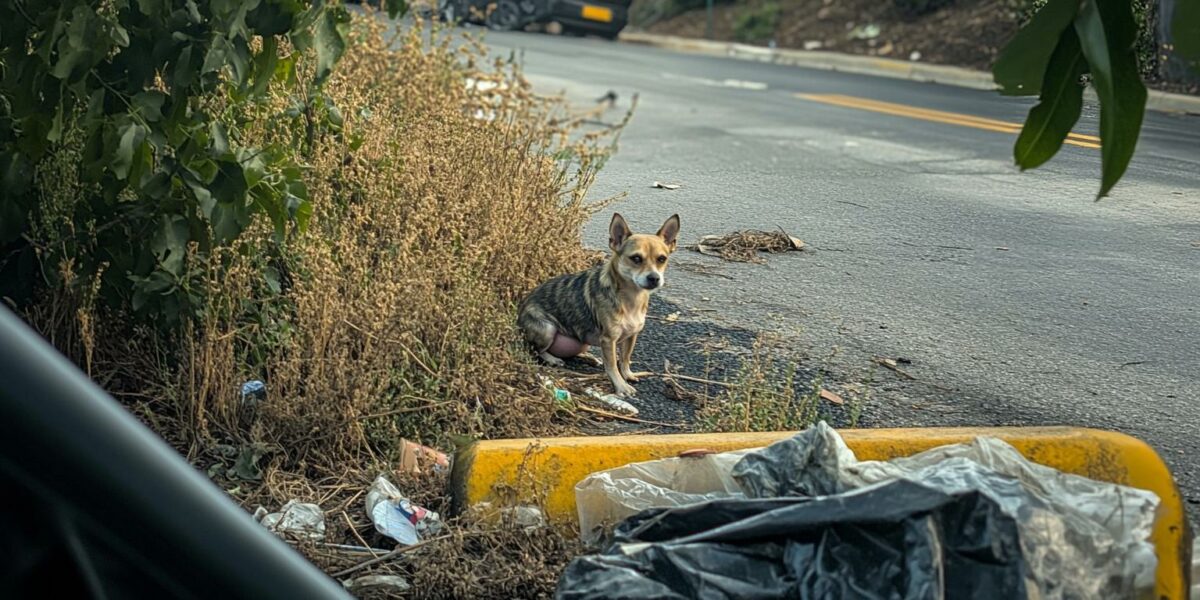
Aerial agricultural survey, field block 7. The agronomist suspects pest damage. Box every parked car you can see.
[439,0,629,38]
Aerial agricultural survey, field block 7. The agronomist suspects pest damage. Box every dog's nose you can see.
[645,273,661,288]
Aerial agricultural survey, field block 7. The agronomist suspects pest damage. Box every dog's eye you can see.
[630,255,643,264]
[656,255,667,264]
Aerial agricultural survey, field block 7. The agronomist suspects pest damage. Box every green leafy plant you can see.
[733,1,780,44]
[996,0,1197,198]
[0,0,405,325]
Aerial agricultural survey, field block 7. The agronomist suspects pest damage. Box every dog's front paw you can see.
[614,380,637,397]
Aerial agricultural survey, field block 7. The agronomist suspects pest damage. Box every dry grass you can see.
[688,229,805,263]
[14,11,872,595]
[20,13,627,593]
[694,335,830,432]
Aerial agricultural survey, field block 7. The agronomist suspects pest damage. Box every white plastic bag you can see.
[575,448,750,545]
[365,475,442,545]
[254,499,326,541]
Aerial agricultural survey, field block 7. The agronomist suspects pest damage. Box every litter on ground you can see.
[366,475,443,545]
[254,500,327,541]
[689,229,806,263]
[562,422,1160,599]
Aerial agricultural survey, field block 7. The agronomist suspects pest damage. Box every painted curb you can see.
[452,426,1191,599]
[619,31,1200,116]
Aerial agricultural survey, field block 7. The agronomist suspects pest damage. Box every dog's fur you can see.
[518,213,680,397]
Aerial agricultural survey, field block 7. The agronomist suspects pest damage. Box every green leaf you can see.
[48,101,65,143]
[133,91,168,122]
[113,122,148,180]
[211,201,247,242]
[174,44,198,89]
[230,445,267,481]
[1174,0,1200,65]
[247,0,301,36]
[132,289,148,311]
[993,0,1080,96]
[152,215,190,275]
[385,0,409,19]
[136,0,167,17]
[228,36,252,85]
[1075,0,1147,198]
[141,170,174,198]
[141,270,176,294]
[264,266,282,294]
[248,35,279,97]
[313,6,350,85]
[1,152,33,197]
[210,122,231,156]
[109,23,131,47]
[293,198,313,233]
[1014,28,1089,170]
[202,35,232,75]
[51,7,103,81]
[183,168,216,215]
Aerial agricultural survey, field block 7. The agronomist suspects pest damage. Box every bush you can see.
[0,0,360,328]
[732,2,780,44]
[16,13,629,487]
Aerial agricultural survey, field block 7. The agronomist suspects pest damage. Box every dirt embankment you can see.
[634,0,1197,94]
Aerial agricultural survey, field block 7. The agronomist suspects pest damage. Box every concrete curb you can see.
[618,31,1200,116]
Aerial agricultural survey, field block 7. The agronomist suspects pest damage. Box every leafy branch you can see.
[996,0,1197,198]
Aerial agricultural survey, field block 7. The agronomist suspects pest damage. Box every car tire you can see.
[486,0,525,30]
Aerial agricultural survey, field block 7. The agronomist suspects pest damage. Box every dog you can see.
[518,213,680,397]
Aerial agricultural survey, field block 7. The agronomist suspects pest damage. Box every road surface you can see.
[475,29,1200,517]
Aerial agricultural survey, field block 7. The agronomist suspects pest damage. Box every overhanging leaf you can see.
[1014,28,1089,170]
[993,0,1081,96]
[1075,0,1147,198]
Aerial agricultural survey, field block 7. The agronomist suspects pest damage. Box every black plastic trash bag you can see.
[561,423,1159,599]
[558,479,1029,600]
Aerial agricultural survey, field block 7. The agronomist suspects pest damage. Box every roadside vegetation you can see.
[1,4,624,594]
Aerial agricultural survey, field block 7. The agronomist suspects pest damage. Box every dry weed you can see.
[22,10,630,522]
[695,335,824,432]
[689,228,805,263]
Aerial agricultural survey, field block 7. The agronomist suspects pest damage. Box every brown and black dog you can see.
[518,213,680,397]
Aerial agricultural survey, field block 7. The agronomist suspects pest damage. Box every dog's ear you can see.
[656,214,680,252]
[609,213,632,251]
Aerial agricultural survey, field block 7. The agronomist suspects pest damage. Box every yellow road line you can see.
[796,93,1102,149]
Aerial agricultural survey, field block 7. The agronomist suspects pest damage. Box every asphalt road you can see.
[474,29,1200,517]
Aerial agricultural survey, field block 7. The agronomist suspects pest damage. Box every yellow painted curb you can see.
[452,427,1191,598]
